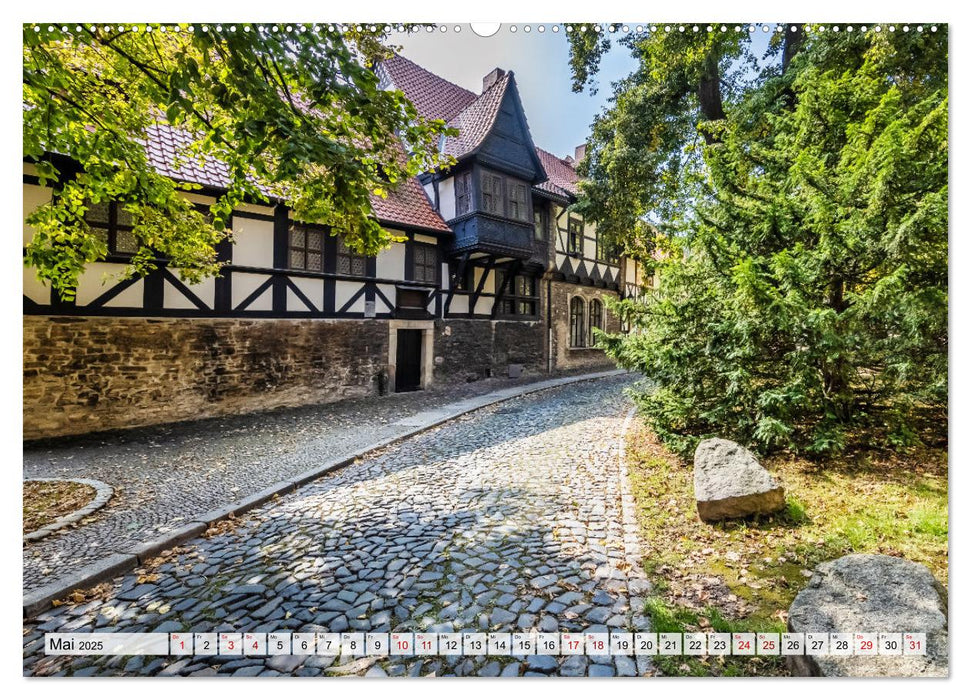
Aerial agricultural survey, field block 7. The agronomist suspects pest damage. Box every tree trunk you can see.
[782,25,805,74]
[697,53,726,145]
[824,276,853,422]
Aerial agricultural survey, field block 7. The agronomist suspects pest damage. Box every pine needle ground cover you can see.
[624,418,948,677]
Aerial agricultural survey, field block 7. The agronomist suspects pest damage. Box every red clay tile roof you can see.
[370,176,450,233]
[144,122,236,191]
[380,55,580,199]
[442,72,511,158]
[378,54,478,122]
[142,122,449,233]
[535,147,580,199]
[143,55,583,234]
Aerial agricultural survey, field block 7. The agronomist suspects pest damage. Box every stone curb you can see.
[23,369,628,618]
[616,407,654,641]
[23,478,114,543]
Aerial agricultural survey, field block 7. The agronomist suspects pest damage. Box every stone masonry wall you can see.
[434,319,546,384]
[549,281,621,373]
[23,316,389,440]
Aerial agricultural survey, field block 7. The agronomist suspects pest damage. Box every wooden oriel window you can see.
[589,298,604,345]
[84,201,139,255]
[568,216,584,255]
[288,223,324,272]
[481,171,504,215]
[570,296,586,347]
[337,238,368,277]
[455,171,473,216]
[508,182,529,222]
[411,242,438,284]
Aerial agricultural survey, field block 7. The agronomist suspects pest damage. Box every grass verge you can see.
[625,418,948,677]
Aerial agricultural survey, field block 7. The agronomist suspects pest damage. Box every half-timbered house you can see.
[22,55,650,439]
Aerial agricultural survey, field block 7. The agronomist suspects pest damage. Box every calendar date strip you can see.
[44,631,928,657]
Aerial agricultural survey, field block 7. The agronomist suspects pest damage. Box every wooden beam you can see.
[469,256,495,314]
[443,251,470,316]
[491,259,522,319]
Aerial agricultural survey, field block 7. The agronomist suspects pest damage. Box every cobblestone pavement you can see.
[24,376,655,677]
[23,371,608,592]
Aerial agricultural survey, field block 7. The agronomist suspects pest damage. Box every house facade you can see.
[22,55,649,439]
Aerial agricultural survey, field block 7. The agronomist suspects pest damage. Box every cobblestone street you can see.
[24,375,654,677]
[24,371,613,593]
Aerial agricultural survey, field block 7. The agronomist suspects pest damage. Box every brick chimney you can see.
[574,144,587,163]
[482,67,506,93]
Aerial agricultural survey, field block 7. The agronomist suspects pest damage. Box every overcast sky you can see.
[391,25,640,159]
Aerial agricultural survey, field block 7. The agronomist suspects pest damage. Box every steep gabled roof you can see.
[378,54,478,122]
[442,72,512,158]
[535,147,580,199]
[142,122,449,233]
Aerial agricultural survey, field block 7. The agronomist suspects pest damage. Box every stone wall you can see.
[549,280,621,372]
[23,316,389,440]
[433,319,546,383]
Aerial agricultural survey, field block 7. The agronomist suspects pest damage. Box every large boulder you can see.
[693,438,785,521]
[787,554,948,677]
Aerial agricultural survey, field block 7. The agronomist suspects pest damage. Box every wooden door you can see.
[395,329,422,392]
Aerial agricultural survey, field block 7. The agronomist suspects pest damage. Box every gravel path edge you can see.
[23,478,114,543]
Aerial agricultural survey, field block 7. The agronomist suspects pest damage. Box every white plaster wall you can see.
[164,276,215,310]
[584,219,597,261]
[376,283,396,313]
[73,263,133,306]
[232,273,273,311]
[439,176,455,220]
[23,268,50,305]
[376,242,406,280]
[289,276,324,310]
[335,280,364,312]
[232,217,274,268]
[23,183,53,247]
[101,279,145,308]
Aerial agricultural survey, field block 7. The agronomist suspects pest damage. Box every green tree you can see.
[571,26,948,455]
[23,23,453,300]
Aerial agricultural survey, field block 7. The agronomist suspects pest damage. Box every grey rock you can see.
[693,438,785,521]
[615,655,637,676]
[266,655,305,673]
[491,608,518,626]
[589,663,615,677]
[559,656,588,677]
[787,554,948,677]
[478,661,501,677]
[500,662,521,676]
[116,584,156,602]
[525,655,558,673]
